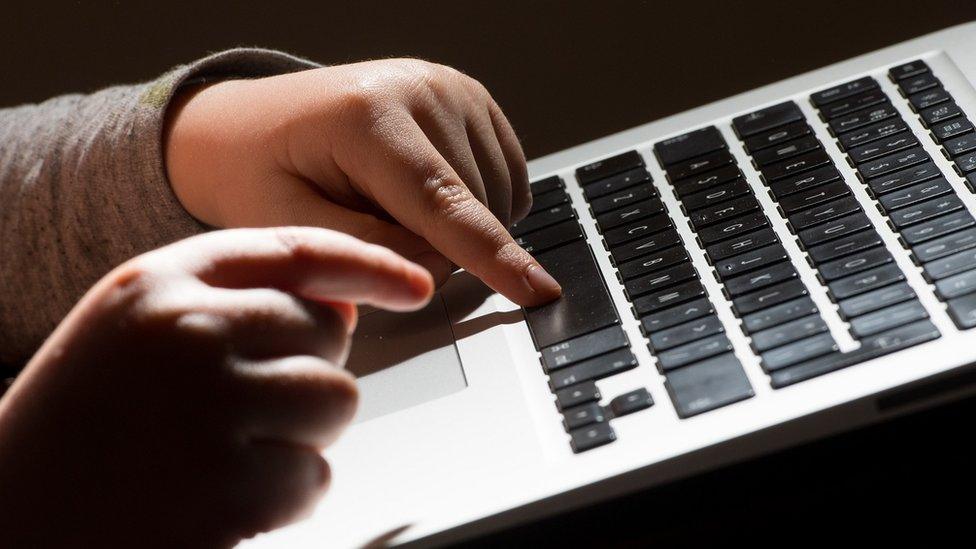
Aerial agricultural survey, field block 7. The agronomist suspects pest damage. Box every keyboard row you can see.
[513,174,660,453]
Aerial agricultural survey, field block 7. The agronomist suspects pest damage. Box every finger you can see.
[227,442,330,538]
[487,100,532,222]
[228,177,457,287]
[231,354,358,448]
[414,112,489,208]
[152,227,435,312]
[340,114,562,306]
[191,286,351,363]
[466,110,513,227]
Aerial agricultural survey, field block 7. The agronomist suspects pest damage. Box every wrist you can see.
[162,80,244,226]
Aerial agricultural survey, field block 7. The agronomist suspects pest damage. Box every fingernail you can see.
[525,264,562,299]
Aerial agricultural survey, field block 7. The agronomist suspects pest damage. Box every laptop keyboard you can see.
[513,58,976,453]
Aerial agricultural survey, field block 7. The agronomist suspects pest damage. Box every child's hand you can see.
[0,227,433,546]
[164,59,562,307]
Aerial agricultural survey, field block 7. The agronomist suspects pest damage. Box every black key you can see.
[510,203,575,237]
[625,263,697,299]
[947,293,976,329]
[866,161,941,196]
[590,184,657,214]
[682,179,752,211]
[596,198,666,232]
[898,73,940,96]
[656,333,734,372]
[648,315,724,352]
[673,165,742,197]
[761,333,838,372]
[847,133,918,164]
[820,89,888,120]
[923,247,976,281]
[770,320,940,388]
[955,151,976,174]
[752,135,821,166]
[837,282,915,319]
[632,280,706,316]
[529,189,569,213]
[909,88,951,111]
[688,195,761,229]
[818,247,892,281]
[761,149,832,182]
[654,126,728,166]
[829,104,899,135]
[935,269,976,300]
[811,76,878,107]
[541,325,630,373]
[789,196,861,231]
[838,118,909,151]
[724,262,798,297]
[563,402,606,431]
[584,167,651,200]
[554,381,601,411]
[828,263,905,300]
[876,176,953,212]
[744,122,812,153]
[697,212,768,245]
[741,296,818,334]
[901,210,976,245]
[920,102,963,128]
[889,60,929,81]
[705,227,779,262]
[609,229,682,263]
[665,354,754,418]
[913,227,976,262]
[640,297,713,333]
[732,101,804,138]
[932,118,976,143]
[666,150,735,182]
[530,175,564,196]
[516,220,583,253]
[941,133,976,158]
[857,147,929,180]
[603,215,673,247]
[525,241,619,349]
[779,181,851,215]
[577,150,645,185]
[548,348,638,391]
[888,194,964,229]
[849,300,928,338]
[713,244,789,281]
[750,315,828,353]
[609,388,654,417]
[798,212,873,248]
[769,165,842,199]
[603,214,673,247]
[570,422,616,453]
[618,245,689,280]
[967,172,976,193]
[807,230,883,263]
[732,279,809,316]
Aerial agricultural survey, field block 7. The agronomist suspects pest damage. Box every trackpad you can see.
[345,295,466,423]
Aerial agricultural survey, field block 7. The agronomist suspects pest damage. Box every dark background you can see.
[4,1,976,545]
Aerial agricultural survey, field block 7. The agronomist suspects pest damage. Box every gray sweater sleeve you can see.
[0,48,319,371]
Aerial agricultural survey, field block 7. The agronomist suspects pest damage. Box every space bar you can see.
[524,240,620,349]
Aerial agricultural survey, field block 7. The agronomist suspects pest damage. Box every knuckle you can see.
[336,79,392,124]
[423,173,475,220]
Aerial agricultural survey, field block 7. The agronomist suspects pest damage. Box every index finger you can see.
[147,227,435,312]
[342,115,562,306]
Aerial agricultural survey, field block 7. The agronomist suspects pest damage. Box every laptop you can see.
[247,21,976,547]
